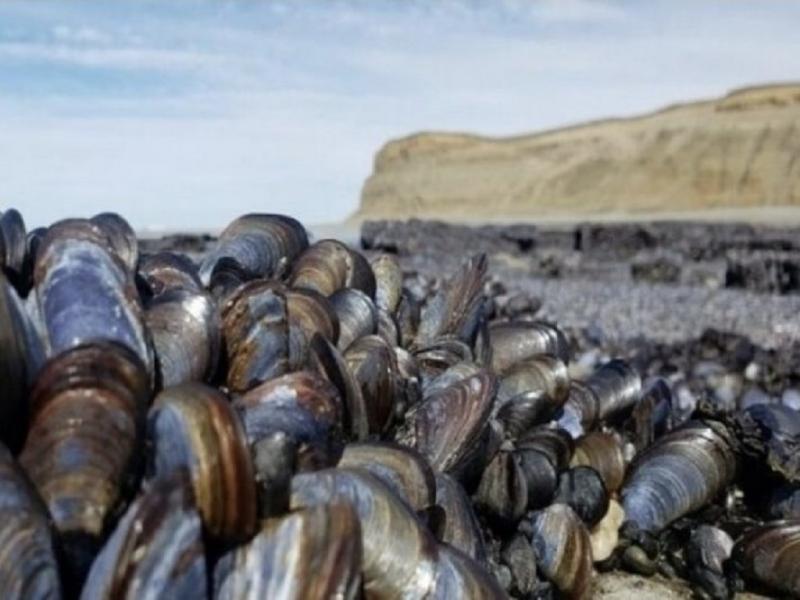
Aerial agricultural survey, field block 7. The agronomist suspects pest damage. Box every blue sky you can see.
[1,1,799,230]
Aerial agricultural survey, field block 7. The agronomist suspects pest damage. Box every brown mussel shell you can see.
[90,212,139,273]
[330,287,378,351]
[570,431,627,494]
[137,251,202,296]
[20,341,150,586]
[288,239,376,299]
[148,383,257,542]
[435,473,488,565]
[370,253,403,313]
[531,503,594,600]
[488,320,570,373]
[344,334,401,436]
[731,520,800,597]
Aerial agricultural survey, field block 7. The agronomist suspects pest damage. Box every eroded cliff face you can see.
[356,84,800,220]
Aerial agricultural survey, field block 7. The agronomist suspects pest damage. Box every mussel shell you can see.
[138,251,202,296]
[621,419,736,533]
[0,208,27,277]
[0,442,61,599]
[557,381,600,439]
[414,338,475,384]
[435,473,487,565]
[147,287,221,388]
[214,502,362,600]
[395,289,420,346]
[422,360,483,399]
[416,254,487,347]
[474,449,528,525]
[628,378,672,452]
[90,212,139,272]
[33,219,153,372]
[199,213,308,287]
[586,359,642,423]
[731,520,800,597]
[531,503,594,599]
[20,342,150,585]
[517,426,574,472]
[307,333,370,440]
[80,472,206,600]
[220,280,288,392]
[737,403,800,483]
[516,447,559,510]
[431,544,507,599]
[285,287,339,369]
[330,287,377,351]
[554,466,609,527]
[338,442,436,515]
[405,370,496,478]
[570,431,626,493]
[0,272,45,450]
[370,253,402,313]
[234,371,343,470]
[148,383,258,542]
[290,467,439,599]
[288,239,376,299]
[375,306,400,346]
[488,320,570,373]
[344,334,400,436]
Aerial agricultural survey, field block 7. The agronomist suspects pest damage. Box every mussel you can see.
[0,442,61,599]
[488,320,570,373]
[199,213,308,292]
[148,383,258,542]
[20,342,150,586]
[214,502,362,600]
[80,472,206,599]
[731,520,800,597]
[621,420,736,533]
[288,239,376,299]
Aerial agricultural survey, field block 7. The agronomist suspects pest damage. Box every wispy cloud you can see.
[0,1,799,229]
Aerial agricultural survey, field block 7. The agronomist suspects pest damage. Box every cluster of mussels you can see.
[1,208,799,600]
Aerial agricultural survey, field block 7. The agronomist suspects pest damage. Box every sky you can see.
[1,1,799,231]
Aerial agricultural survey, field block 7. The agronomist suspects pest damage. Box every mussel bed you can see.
[0,209,798,599]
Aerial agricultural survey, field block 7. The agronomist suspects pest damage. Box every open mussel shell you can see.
[0,208,27,280]
[0,442,61,599]
[532,503,593,599]
[0,272,45,450]
[435,473,487,565]
[330,287,377,351]
[290,467,439,598]
[81,472,206,600]
[621,419,736,533]
[234,371,343,471]
[370,253,403,313]
[402,369,496,480]
[214,502,362,600]
[338,442,436,515]
[90,212,138,273]
[288,239,376,299]
[33,219,153,373]
[488,320,570,373]
[416,253,487,348]
[138,251,202,296]
[20,341,150,586]
[344,334,401,436]
[570,431,626,494]
[731,520,800,597]
[554,466,610,527]
[220,280,288,392]
[148,383,257,542]
[414,337,475,384]
[199,213,309,289]
[147,286,221,388]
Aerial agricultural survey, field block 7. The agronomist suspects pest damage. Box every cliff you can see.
[356,83,800,220]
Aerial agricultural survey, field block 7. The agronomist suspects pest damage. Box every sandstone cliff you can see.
[356,83,800,220]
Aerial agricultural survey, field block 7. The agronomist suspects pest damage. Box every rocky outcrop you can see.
[357,84,800,220]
